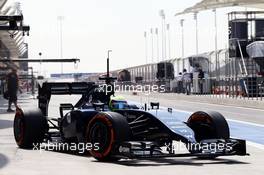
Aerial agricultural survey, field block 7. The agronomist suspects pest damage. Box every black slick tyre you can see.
[86,112,131,162]
[13,108,48,149]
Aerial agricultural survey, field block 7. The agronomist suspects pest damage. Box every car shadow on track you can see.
[34,147,250,167]
[0,119,13,129]
[0,153,9,169]
[45,147,92,158]
[95,157,249,167]
[34,144,250,167]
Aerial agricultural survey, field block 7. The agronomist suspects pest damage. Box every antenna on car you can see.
[99,50,117,84]
[98,50,117,101]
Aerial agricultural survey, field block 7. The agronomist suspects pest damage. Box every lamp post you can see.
[213,9,219,80]
[28,67,35,96]
[150,28,154,63]
[159,10,167,81]
[167,24,171,60]
[180,19,185,69]
[155,28,159,63]
[159,10,166,61]
[144,31,148,64]
[58,16,64,74]
[38,52,42,76]
[194,12,199,55]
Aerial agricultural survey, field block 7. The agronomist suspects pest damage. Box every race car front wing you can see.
[116,138,249,159]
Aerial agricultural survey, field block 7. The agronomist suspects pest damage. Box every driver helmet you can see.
[109,95,128,111]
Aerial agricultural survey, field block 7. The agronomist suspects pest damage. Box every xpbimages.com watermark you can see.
[163,141,233,154]
[31,141,233,155]
[33,141,100,154]
[99,83,166,95]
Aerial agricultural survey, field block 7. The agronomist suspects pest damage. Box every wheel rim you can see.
[190,120,216,142]
[90,121,110,151]
[87,115,115,158]
[188,114,216,142]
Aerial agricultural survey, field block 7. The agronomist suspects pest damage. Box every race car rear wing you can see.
[38,82,96,95]
[38,82,96,116]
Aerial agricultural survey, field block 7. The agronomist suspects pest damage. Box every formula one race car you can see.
[13,62,248,162]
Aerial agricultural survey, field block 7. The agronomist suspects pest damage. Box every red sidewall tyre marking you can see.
[87,114,115,159]
[14,109,25,146]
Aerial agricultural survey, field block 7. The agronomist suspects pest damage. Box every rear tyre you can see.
[86,112,131,162]
[13,108,48,149]
[187,111,230,159]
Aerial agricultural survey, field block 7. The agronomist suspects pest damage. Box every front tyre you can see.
[86,112,131,162]
[187,111,230,159]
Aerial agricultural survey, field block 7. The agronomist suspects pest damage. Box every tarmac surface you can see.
[0,93,263,175]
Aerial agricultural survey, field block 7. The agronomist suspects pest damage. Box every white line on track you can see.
[134,101,264,128]
[230,136,264,150]
[175,99,264,112]
[160,93,264,111]
[227,119,264,128]
[131,101,264,149]
[135,93,264,112]
[163,107,264,128]
[167,108,191,114]
[163,106,264,150]
[246,141,264,150]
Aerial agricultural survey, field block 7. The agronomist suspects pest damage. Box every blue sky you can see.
[19,0,249,75]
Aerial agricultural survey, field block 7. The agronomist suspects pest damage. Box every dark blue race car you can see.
[13,59,248,162]
[13,80,248,162]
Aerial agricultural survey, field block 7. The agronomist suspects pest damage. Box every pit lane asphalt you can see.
[0,94,263,175]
